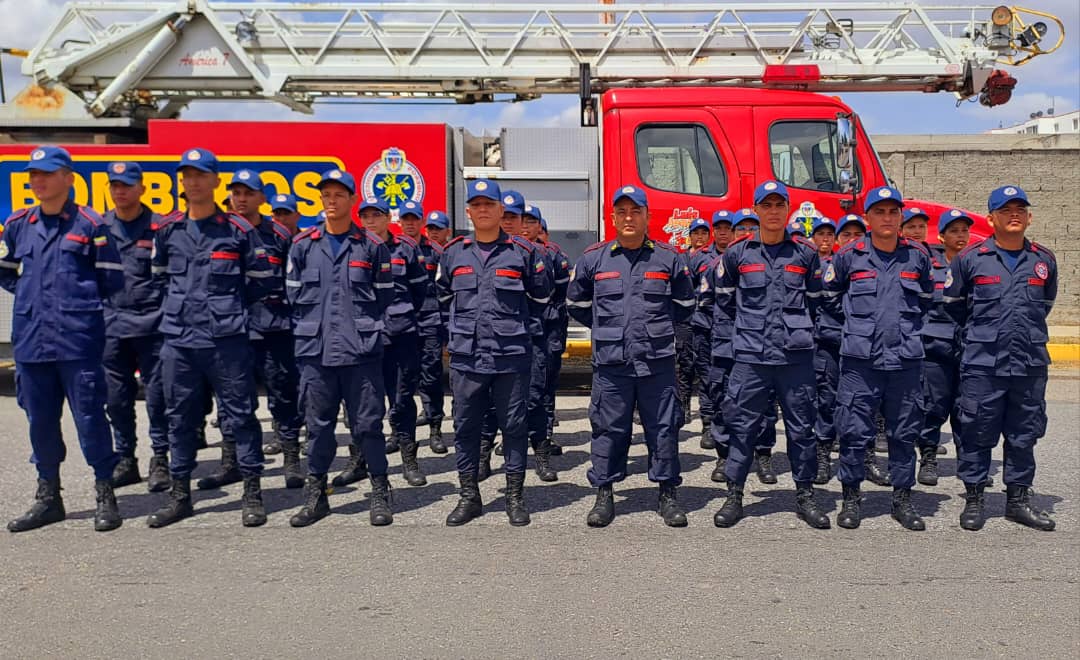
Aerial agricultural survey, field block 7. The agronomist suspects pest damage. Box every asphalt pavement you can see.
[0,368,1077,658]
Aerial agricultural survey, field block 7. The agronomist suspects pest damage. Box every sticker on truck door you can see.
[661,207,700,249]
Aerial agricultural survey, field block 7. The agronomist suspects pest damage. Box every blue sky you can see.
[2,0,1077,135]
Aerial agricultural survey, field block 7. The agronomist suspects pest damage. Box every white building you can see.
[987,109,1080,135]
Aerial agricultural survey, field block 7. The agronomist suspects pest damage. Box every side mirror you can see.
[835,113,857,193]
[839,169,854,194]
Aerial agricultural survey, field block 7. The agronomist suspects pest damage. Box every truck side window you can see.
[635,125,727,196]
[769,121,859,193]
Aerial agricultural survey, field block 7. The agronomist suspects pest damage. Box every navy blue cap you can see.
[539,217,548,231]
[938,208,974,233]
[812,216,837,234]
[987,185,1030,211]
[466,178,501,202]
[501,190,525,216]
[178,148,219,174]
[399,200,424,219]
[611,184,648,207]
[689,218,710,233]
[523,204,543,222]
[901,206,930,225]
[358,195,390,214]
[863,186,903,212]
[317,168,356,194]
[753,180,789,204]
[711,210,734,226]
[837,213,867,232]
[106,161,143,186]
[228,168,264,191]
[24,146,74,172]
[270,193,298,213]
[734,208,760,225]
[425,210,450,229]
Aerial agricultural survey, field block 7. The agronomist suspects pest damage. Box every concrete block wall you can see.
[872,134,1080,324]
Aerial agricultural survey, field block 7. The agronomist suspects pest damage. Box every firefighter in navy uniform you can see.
[146,148,274,528]
[436,179,552,526]
[807,215,839,484]
[944,185,1056,532]
[2,146,125,533]
[403,206,449,454]
[285,169,396,527]
[710,181,830,529]
[686,216,722,449]
[822,186,935,531]
[100,161,171,494]
[566,184,695,528]
[534,212,573,454]
[914,208,972,486]
[195,169,305,491]
[360,196,430,486]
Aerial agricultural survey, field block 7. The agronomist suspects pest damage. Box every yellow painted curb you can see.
[1049,343,1080,363]
[568,340,1080,363]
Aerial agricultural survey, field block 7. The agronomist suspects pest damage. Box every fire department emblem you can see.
[944,268,953,289]
[662,207,700,249]
[1035,262,1049,279]
[113,163,126,174]
[361,146,425,215]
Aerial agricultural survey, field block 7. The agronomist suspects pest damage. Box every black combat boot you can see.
[241,476,267,527]
[658,480,688,527]
[147,453,170,493]
[369,474,394,526]
[505,472,530,526]
[415,413,429,427]
[331,444,368,488]
[837,484,862,529]
[700,421,716,450]
[446,472,482,526]
[586,484,615,528]
[477,435,495,482]
[196,440,241,489]
[8,479,65,533]
[960,482,985,531]
[917,446,939,486]
[710,444,729,483]
[547,428,563,456]
[290,474,331,527]
[263,420,282,455]
[754,450,777,484]
[814,442,831,485]
[429,423,447,454]
[147,478,193,528]
[865,451,891,487]
[384,433,400,455]
[533,443,558,482]
[1005,485,1055,531]
[281,440,305,489]
[494,441,504,456]
[90,479,122,532]
[795,482,830,529]
[713,482,744,528]
[112,455,142,488]
[891,488,925,531]
[399,440,428,487]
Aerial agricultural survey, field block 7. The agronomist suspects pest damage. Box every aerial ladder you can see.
[0,1,1064,133]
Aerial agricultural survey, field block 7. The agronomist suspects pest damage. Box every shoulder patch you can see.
[154,212,185,231]
[906,239,930,257]
[4,208,30,226]
[397,233,419,248]
[445,235,469,249]
[226,213,255,233]
[292,226,318,243]
[583,241,608,254]
[836,240,860,255]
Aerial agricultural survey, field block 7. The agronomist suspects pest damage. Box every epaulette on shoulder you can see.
[152,211,185,231]
[583,241,607,254]
[397,233,419,248]
[728,233,751,247]
[4,207,30,227]
[362,227,384,245]
[427,239,444,253]
[445,235,469,249]
[292,226,318,243]
[900,236,930,257]
[547,241,563,252]
[836,239,861,255]
[269,219,291,242]
[957,238,986,258]
[1031,241,1056,260]
[510,235,535,251]
[652,240,679,253]
[77,206,102,227]
[226,213,255,233]
[792,235,816,251]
